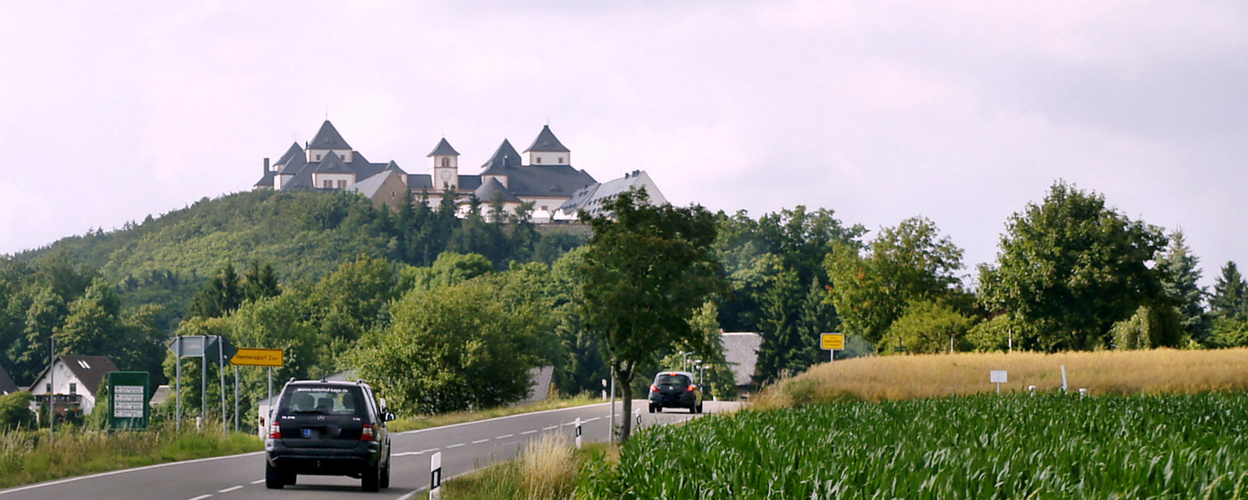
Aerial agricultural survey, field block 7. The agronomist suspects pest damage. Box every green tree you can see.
[1111,304,1183,350]
[0,391,36,430]
[189,263,244,319]
[1210,261,1248,320]
[978,181,1167,351]
[351,278,546,414]
[242,261,281,303]
[55,278,125,358]
[825,216,965,346]
[398,252,493,293]
[751,255,804,383]
[314,254,397,341]
[880,300,974,354]
[576,189,721,444]
[1155,230,1209,343]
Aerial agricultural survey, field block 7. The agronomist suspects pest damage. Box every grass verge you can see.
[0,423,262,490]
[413,438,615,500]
[753,348,1248,409]
[389,393,602,433]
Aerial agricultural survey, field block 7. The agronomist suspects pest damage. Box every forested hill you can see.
[17,190,398,283]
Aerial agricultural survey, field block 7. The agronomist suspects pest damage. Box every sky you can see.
[1,1,1246,287]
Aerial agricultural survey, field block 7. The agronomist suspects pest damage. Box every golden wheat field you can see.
[754,348,1248,409]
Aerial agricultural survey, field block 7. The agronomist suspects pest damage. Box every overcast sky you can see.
[2,1,1245,286]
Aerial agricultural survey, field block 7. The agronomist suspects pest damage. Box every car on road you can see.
[648,371,703,414]
[264,379,396,492]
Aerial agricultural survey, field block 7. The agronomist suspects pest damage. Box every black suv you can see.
[264,379,395,492]
[648,371,703,414]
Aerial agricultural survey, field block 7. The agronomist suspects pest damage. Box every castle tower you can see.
[428,137,460,191]
[524,125,570,165]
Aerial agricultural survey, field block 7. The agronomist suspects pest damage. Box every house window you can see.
[337,180,347,188]
[69,383,77,395]
[46,383,51,393]
[536,157,542,163]
[541,205,548,211]
[323,180,333,189]
[558,157,564,164]
[315,154,322,161]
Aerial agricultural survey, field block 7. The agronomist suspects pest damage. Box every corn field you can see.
[607,393,1248,499]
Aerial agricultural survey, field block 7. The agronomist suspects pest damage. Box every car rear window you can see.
[656,374,691,386]
[279,386,365,416]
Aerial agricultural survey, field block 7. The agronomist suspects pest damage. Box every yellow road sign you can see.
[230,348,284,367]
[821,333,844,350]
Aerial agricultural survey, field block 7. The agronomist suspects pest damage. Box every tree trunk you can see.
[618,364,634,445]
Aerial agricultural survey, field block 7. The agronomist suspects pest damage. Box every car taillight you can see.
[269,421,281,439]
[650,384,658,393]
[687,385,697,392]
[361,424,375,442]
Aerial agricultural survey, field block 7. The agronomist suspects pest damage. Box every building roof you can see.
[475,177,522,203]
[524,125,570,153]
[383,160,407,175]
[0,363,17,394]
[347,170,402,198]
[721,332,762,387]
[427,137,460,157]
[308,120,351,150]
[30,355,120,396]
[253,169,276,188]
[275,142,303,167]
[481,139,523,170]
[314,151,353,174]
[559,170,665,215]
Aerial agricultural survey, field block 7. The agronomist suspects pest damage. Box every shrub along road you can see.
[0,401,740,500]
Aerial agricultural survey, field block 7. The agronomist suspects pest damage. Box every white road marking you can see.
[542,426,557,431]
[188,495,213,500]
[217,485,244,493]
[250,479,264,484]
[520,430,537,435]
[584,417,600,422]
[496,434,514,439]
[471,439,490,444]
[0,451,265,497]
[447,443,465,448]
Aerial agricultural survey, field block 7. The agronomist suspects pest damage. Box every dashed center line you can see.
[496,434,514,439]
[521,430,537,435]
[447,443,465,449]
[218,485,244,493]
[542,426,558,431]
[250,479,265,484]
[187,495,213,500]
[471,439,490,444]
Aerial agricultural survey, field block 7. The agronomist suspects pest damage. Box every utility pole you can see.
[49,335,55,440]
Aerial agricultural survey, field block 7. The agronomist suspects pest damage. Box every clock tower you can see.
[427,137,460,192]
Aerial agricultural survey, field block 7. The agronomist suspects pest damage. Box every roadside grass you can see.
[414,438,614,500]
[753,348,1248,410]
[389,392,602,433]
[0,421,262,490]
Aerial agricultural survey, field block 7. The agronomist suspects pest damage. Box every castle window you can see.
[442,158,449,167]
[323,180,333,189]
[337,180,347,188]
[558,157,564,164]
[536,157,542,163]
[316,154,322,161]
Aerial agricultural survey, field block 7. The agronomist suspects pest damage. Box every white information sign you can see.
[990,371,1008,383]
[113,385,146,418]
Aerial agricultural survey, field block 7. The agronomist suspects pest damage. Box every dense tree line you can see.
[7,180,1248,431]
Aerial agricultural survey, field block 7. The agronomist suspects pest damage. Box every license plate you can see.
[302,428,313,438]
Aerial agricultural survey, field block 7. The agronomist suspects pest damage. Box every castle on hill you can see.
[253,121,665,221]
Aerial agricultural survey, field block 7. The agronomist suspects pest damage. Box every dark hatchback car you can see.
[265,379,395,492]
[648,371,703,414]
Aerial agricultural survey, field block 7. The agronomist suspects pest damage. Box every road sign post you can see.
[574,417,582,449]
[821,333,845,362]
[230,348,284,435]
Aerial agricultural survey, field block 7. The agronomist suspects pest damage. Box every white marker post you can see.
[574,417,582,449]
[990,370,1008,394]
[634,408,641,428]
[430,451,443,500]
[1061,365,1068,393]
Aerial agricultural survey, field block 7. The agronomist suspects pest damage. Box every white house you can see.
[28,355,119,416]
[0,363,17,395]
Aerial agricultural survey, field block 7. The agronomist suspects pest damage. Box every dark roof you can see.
[314,151,353,174]
[384,160,407,175]
[481,139,522,170]
[278,150,308,175]
[308,120,351,150]
[0,363,16,394]
[275,142,303,167]
[524,125,570,153]
[502,164,596,198]
[427,138,460,157]
[29,355,120,396]
[475,177,522,203]
[253,169,276,188]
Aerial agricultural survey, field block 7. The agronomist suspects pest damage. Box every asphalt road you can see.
[0,400,740,500]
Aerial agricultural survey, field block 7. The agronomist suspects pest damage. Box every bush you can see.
[0,392,36,430]
[879,301,973,354]
[1111,304,1183,349]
